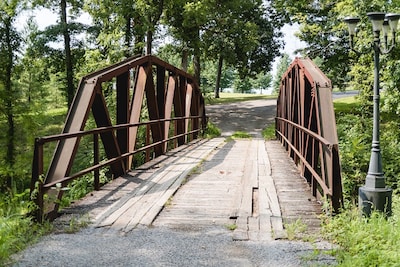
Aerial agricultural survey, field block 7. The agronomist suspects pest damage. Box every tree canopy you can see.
[274,0,400,114]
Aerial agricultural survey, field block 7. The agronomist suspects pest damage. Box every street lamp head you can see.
[343,16,360,36]
[385,13,400,32]
[383,19,390,37]
[367,12,386,32]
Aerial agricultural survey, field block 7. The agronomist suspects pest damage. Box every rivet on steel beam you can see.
[86,78,97,84]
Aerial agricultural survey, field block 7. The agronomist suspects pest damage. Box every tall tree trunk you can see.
[193,54,200,87]
[124,14,132,57]
[214,55,223,98]
[146,29,152,55]
[5,18,15,189]
[61,0,74,107]
[181,47,188,71]
[193,28,201,87]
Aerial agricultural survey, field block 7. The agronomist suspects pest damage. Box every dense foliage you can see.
[323,199,400,266]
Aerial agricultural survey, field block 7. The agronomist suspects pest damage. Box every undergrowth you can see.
[0,191,52,265]
[323,96,400,266]
[262,124,276,140]
[322,195,400,266]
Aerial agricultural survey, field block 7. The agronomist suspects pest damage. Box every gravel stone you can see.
[12,226,336,266]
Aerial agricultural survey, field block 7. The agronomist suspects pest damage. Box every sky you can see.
[271,23,306,75]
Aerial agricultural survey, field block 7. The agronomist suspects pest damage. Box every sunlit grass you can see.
[322,195,400,266]
[333,96,360,114]
[262,124,276,140]
[232,131,252,139]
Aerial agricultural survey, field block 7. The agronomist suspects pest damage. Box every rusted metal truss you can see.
[276,58,343,213]
[31,55,206,221]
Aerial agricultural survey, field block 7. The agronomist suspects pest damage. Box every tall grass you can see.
[0,191,52,265]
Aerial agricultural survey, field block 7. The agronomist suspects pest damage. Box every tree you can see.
[271,0,400,97]
[254,72,273,94]
[0,0,22,189]
[84,0,135,64]
[33,0,87,107]
[201,0,283,98]
[272,53,291,94]
[136,0,164,55]
[233,76,252,94]
[164,0,204,83]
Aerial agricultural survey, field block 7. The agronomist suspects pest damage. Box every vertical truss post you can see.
[116,71,130,169]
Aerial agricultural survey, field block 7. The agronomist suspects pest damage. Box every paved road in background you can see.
[332,90,358,99]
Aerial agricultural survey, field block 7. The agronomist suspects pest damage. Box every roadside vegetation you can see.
[320,96,400,266]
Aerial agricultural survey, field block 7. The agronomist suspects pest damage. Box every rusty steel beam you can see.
[145,66,163,157]
[276,57,343,213]
[116,71,130,169]
[32,55,206,220]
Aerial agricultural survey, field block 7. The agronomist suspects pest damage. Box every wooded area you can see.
[1,0,400,215]
[0,0,284,196]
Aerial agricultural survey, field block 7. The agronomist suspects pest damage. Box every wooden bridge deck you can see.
[56,137,322,240]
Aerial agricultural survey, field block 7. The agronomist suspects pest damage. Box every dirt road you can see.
[206,99,277,137]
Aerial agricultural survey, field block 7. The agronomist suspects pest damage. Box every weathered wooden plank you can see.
[259,214,273,241]
[264,176,281,217]
[95,165,169,227]
[247,216,260,240]
[233,216,249,241]
[271,216,286,239]
[120,154,203,231]
[138,163,195,227]
[94,138,225,229]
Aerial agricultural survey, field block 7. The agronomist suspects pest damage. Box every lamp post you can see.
[344,12,400,216]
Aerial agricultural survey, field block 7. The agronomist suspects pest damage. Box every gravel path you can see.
[13,226,336,267]
[11,99,338,266]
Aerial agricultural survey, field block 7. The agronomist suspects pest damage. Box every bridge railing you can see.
[31,55,206,221]
[275,58,343,213]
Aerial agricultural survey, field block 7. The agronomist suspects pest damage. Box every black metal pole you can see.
[359,30,392,216]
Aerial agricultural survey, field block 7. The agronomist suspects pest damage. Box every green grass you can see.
[206,92,276,105]
[262,124,276,140]
[0,192,52,265]
[333,96,360,114]
[322,196,400,266]
[327,94,400,266]
[203,121,221,138]
[284,219,307,240]
[225,223,238,231]
[232,131,252,139]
